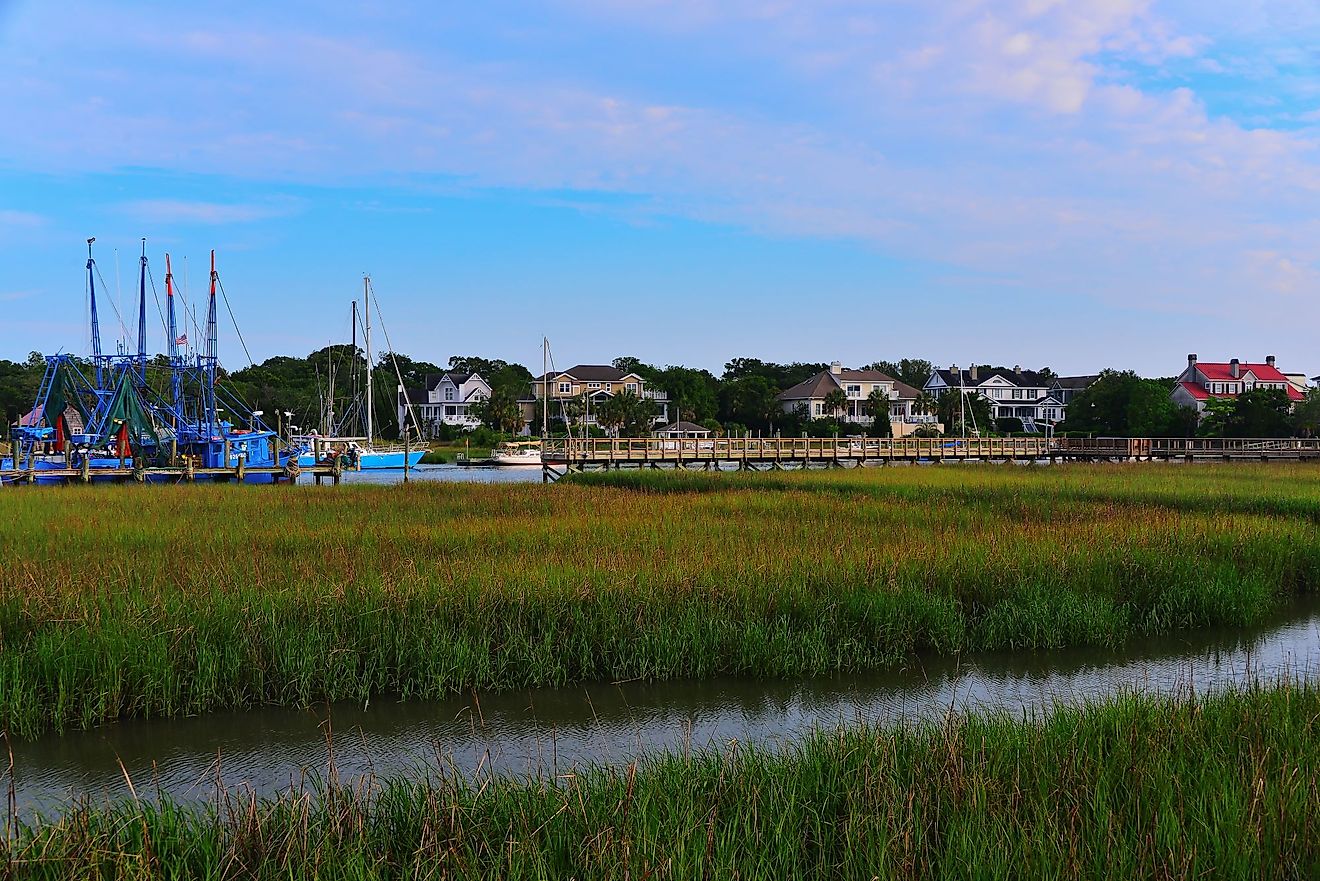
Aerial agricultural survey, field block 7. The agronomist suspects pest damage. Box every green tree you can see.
[719,375,780,431]
[471,387,524,434]
[654,366,719,422]
[1062,370,1190,437]
[866,386,893,438]
[822,388,848,420]
[1294,388,1320,437]
[1203,387,1294,438]
[870,359,933,389]
[938,389,992,436]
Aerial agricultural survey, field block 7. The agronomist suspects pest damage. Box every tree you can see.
[1294,388,1320,437]
[722,358,829,391]
[1061,370,1190,437]
[915,390,940,429]
[870,358,932,389]
[1202,387,1293,438]
[866,386,892,438]
[938,388,992,436]
[719,375,780,432]
[822,388,848,420]
[471,387,524,434]
[654,366,720,422]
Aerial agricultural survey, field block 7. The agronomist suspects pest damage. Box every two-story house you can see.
[399,371,491,437]
[520,365,669,433]
[776,363,929,436]
[1171,355,1304,416]
[924,365,1093,430]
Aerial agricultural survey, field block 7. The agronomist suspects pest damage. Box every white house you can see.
[776,363,932,436]
[1171,355,1304,416]
[400,371,491,437]
[924,365,1093,431]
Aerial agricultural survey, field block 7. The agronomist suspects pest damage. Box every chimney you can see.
[829,361,842,375]
[1187,354,1197,366]
[1266,355,1276,368]
[969,365,980,381]
[1013,365,1022,375]
[1230,358,1240,378]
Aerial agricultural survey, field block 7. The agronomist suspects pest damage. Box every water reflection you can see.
[9,598,1319,816]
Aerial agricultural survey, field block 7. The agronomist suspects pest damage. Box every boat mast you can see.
[542,337,548,438]
[137,238,148,381]
[364,275,373,444]
[165,253,182,429]
[87,238,103,387]
[206,250,219,435]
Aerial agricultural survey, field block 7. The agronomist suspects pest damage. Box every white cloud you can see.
[119,198,303,225]
[0,209,45,227]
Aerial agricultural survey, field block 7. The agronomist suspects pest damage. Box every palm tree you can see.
[866,386,892,437]
[822,388,847,421]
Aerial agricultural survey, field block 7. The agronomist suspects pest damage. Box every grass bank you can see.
[3,464,1320,736]
[7,686,1319,878]
[419,441,493,464]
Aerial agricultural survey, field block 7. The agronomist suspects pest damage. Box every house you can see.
[776,362,931,436]
[1171,355,1304,416]
[924,364,1093,431]
[520,364,669,433]
[654,420,712,439]
[398,371,491,437]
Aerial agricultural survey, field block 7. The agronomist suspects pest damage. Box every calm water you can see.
[324,464,545,485]
[8,597,1319,817]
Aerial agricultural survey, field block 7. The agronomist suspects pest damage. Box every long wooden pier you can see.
[541,436,1320,481]
[0,460,341,486]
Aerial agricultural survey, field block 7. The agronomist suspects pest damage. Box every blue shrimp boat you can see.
[3,241,304,483]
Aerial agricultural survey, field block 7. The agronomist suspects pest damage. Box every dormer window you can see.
[444,388,454,401]
[558,382,572,394]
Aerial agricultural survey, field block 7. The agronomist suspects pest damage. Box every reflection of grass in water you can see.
[10,686,1320,878]
[2,463,1319,737]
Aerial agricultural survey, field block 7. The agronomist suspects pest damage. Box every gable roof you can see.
[657,420,710,434]
[777,368,918,402]
[1194,361,1290,383]
[535,364,638,382]
[931,367,1055,389]
[1051,374,1100,390]
[1179,379,1303,402]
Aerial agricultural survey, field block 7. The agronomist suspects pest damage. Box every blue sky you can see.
[2,0,1318,376]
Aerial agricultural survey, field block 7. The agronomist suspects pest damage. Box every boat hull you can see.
[491,454,543,466]
[296,449,425,470]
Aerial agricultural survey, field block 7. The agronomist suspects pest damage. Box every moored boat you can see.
[491,440,542,466]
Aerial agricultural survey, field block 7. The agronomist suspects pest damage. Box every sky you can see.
[1,0,1318,377]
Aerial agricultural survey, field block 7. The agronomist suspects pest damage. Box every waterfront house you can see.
[776,363,930,436]
[399,371,491,437]
[520,365,669,432]
[1171,355,1304,416]
[923,365,1093,431]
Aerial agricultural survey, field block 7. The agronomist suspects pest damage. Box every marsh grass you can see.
[6,685,1320,879]
[2,464,1320,736]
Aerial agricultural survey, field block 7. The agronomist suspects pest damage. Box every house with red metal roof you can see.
[1171,354,1305,416]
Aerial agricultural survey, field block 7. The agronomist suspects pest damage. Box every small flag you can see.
[176,333,188,346]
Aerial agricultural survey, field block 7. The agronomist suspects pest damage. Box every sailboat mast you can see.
[165,253,181,428]
[364,275,373,443]
[206,250,219,435]
[542,337,548,438]
[87,238,103,386]
[137,238,148,381]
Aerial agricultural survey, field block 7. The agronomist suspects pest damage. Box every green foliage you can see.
[447,355,532,399]
[1199,387,1295,438]
[1294,388,1320,437]
[822,387,847,418]
[722,358,829,390]
[594,389,655,436]
[719,374,780,430]
[1061,369,1190,436]
[866,386,893,437]
[0,356,43,425]
[11,687,1320,878]
[471,386,524,434]
[653,365,719,422]
[937,388,992,435]
[869,357,932,389]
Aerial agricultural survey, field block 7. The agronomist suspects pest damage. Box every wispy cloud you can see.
[0,209,45,227]
[118,198,303,224]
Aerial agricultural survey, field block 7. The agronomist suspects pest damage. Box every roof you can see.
[931,367,1055,389]
[1052,374,1099,390]
[19,405,42,427]
[1194,361,1289,383]
[1177,380,1304,402]
[776,368,918,402]
[657,421,710,434]
[400,387,428,404]
[535,365,635,382]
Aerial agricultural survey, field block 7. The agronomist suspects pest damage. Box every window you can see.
[814,402,823,416]
[626,382,638,394]
[444,387,454,401]
[588,382,601,389]
[846,384,861,397]
[1012,389,1023,400]
[558,382,572,394]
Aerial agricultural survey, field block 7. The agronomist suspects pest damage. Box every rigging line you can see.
[146,265,169,346]
[92,263,132,342]
[366,278,424,439]
[214,276,256,369]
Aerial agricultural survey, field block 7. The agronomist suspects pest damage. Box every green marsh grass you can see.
[6,685,1320,878]
[2,463,1320,736]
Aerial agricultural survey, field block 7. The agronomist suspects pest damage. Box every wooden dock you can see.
[541,436,1320,481]
[0,460,342,486]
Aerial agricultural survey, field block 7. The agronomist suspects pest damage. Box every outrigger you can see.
[1,240,323,485]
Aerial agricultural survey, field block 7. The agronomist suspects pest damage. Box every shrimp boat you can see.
[293,276,424,470]
[2,240,302,483]
[491,440,542,466]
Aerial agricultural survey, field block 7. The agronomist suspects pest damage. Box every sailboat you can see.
[292,276,425,470]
